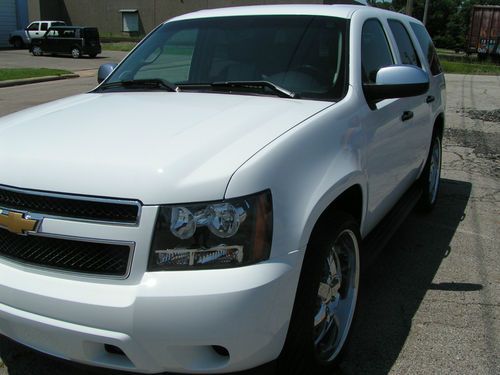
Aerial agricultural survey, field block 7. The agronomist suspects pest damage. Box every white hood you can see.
[0,92,330,204]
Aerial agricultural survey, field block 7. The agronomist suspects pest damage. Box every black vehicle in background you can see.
[31,26,101,58]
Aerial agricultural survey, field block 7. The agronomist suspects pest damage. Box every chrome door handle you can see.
[426,95,435,104]
[401,111,413,122]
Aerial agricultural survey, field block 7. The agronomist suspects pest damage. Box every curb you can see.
[0,73,79,88]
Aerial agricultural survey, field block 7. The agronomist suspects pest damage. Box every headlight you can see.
[148,190,273,270]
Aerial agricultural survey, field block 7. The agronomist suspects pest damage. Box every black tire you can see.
[31,46,42,56]
[12,38,23,49]
[417,131,442,212]
[277,212,361,375]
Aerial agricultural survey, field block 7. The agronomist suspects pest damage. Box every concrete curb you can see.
[0,73,79,88]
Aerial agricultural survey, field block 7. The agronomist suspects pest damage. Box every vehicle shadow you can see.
[0,178,471,375]
[339,178,472,374]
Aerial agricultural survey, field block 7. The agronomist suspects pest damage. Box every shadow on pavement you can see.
[0,178,471,375]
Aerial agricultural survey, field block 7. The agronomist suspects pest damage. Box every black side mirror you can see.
[363,65,430,102]
[97,63,118,83]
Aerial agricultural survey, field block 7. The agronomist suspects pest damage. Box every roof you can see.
[168,4,366,23]
[49,26,96,30]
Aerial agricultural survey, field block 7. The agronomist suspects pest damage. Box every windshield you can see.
[103,15,348,100]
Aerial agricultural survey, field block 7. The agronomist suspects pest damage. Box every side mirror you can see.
[363,65,429,102]
[97,63,118,83]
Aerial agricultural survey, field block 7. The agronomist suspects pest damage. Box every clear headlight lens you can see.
[149,190,273,270]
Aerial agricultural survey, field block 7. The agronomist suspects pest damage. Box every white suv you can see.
[9,20,66,48]
[0,4,444,374]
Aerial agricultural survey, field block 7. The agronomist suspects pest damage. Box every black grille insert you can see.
[0,186,139,223]
[0,229,132,277]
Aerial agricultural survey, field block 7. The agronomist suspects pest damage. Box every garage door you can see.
[0,0,17,47]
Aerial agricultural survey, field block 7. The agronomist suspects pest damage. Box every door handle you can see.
[426,95,435,104]
[401,111,413,122]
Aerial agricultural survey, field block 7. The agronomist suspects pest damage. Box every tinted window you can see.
[52,22,65,27]
[410,22,442,75]
[28,23,39,31]
[105,16,348,101]
[361,19,394,83]
[40,23,48,31]
[388,20,420,66]
[61,29,76,38]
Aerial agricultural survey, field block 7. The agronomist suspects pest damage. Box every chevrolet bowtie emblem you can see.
[0,209,40,235]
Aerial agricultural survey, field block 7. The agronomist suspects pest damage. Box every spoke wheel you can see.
[428,136,441,205]
[313,229,359,362]
[278,211,361,374]
[418,132,442,212]
[71,48,81,59]
[32,46,42,56]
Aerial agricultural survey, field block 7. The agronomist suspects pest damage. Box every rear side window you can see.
[52,22,65,27]
[410,22,442,75]
[361,19,394,83]
[40,23,48,31]
[388,20,421,67]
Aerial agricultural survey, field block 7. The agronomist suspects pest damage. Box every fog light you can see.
[154,246,243,268]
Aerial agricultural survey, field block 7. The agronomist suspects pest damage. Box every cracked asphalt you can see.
[0,73,498,375]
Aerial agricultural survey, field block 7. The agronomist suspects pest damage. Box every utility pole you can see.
[406,0,414,16]
[423,0,430,25]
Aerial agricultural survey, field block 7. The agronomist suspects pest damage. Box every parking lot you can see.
[0,50,498,375]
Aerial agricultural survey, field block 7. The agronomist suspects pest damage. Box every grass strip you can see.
[0,68,73,81]
[441,60,500,75]
[102,42,137,52]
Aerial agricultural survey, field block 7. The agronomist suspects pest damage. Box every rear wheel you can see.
[417,132,442,211]
[31,46,42,56]
[12,37,23,49]
[278,212,360,374]
[71,47,81,59]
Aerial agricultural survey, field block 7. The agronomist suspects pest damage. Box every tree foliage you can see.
[371,0,500,48]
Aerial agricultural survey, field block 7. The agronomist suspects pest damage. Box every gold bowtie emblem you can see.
[0,210,39,235]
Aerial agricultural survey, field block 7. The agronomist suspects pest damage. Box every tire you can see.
[417,132,442,212]
[277,212,361,374]
[71,47,81,59]
[12,38,23,49]
[31,46,42,56]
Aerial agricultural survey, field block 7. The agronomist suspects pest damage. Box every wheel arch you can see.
[305,183,365,250]
[434,112,445,139]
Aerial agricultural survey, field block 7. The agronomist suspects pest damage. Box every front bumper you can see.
[0,254,301,374]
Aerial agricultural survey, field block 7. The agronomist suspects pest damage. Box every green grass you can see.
[102,42,137,52]
[441,60,500,75]
[0,68,72,81]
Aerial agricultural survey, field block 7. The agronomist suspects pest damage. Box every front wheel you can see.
[31,46,42,56]
[71,47,81,59]
[278,212,360,374]
[418,133,442,211]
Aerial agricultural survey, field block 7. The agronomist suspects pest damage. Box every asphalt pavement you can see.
[0,49,128,71]
[0,73,498,375]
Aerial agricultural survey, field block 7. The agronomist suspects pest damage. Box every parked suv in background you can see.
[9,20,66,48]
[0,4,444,374]
[31,26,101,58]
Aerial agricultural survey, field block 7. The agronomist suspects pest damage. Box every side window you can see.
[40,23,48,31]
[410,22,442,75]
[361,19,394,83]
[28,23,39,31]
[388,20,421,67]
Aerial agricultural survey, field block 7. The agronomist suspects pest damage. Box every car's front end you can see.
[0,5,353,373]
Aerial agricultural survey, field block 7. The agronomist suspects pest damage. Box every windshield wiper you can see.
[208,81,297,99]
[98,78,178,92]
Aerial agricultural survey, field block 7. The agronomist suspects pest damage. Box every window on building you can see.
[120,10,139,33]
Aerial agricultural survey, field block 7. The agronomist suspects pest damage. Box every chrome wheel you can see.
[428,136,441,204]
[32,46,42,56]
[71,48,80,58]
[313,229,359,362]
